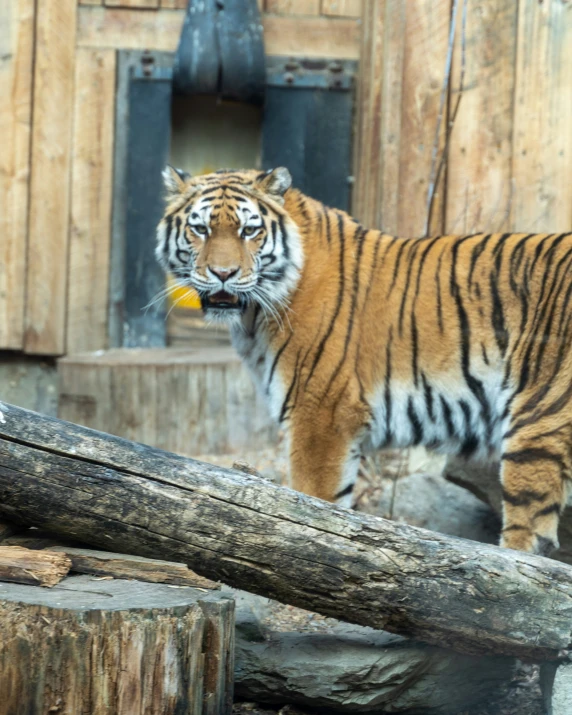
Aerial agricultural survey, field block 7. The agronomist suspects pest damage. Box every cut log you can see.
[1,402,572,660]
[0,574,234,714]
[49,546,220,589]
[0,545,71,586]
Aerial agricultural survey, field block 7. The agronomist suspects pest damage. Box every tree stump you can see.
[0,575,234,715]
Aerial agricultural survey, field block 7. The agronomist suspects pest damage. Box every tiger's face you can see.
[156,167,303,326]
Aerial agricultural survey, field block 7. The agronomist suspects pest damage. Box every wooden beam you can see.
[0,0,35,349]
[445,0,518,234]
[510,0,572,233]
[160,0,187,7]
[105,0,159,7]
[321,0,362,18]
[266,0,320,15]
[67,49,115,354]
[1,400,572,660]
[25,0,77,355]
[77,6,360,58]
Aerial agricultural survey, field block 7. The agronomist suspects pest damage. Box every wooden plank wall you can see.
[25,0,77,355]
[1,0,360,357]
[5,0,572,356]
[354,0,572,239]
[0,0,36,350]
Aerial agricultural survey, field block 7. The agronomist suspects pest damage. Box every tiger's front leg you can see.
[287,406,366,508]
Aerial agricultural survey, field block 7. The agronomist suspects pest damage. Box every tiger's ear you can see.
[258,167,292,203]
[162,165,191,198]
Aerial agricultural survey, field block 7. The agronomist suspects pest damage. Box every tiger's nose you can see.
[208,266,239,282]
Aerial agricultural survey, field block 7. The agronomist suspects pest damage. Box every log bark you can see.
[0,574,234,715]
[1,401,572,660]
[0,545,71,586]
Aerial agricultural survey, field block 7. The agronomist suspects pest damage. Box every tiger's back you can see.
[157,166,572,556]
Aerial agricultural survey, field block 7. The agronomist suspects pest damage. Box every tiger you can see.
[156,165,572,557]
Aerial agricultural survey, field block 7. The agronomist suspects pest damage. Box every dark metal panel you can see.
[123,56,173,348]
[261,58,356,212]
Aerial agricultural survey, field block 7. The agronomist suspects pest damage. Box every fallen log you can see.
[0,401,571,660]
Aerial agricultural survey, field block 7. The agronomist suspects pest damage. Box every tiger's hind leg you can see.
[500,427,572,556]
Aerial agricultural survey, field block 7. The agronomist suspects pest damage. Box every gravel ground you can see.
[199,446,546,715]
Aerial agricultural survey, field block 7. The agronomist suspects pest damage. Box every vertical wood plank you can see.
[25,0,77,355]
[352,0,384,227]
[511,0,572,233]
[355,0,448,236]
[396,0,450,237]
[0,0,35,349]
[445,0,518,234]
[67,49,116,354]
[376,0,406,234]
[321,0,361,18]
[105,0,159,8]
[266,0,320,15]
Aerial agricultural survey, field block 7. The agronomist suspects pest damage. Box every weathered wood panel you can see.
[67,49,115,354]
[77,6,360,58]
[58,348,276,455]
[0,0,35,349]
[375,0,405,234]
[105,0,159,7]
[321,0,361,18]
[352,0,449,236]
[160,0,187,7]
[352,0,384,227]
[25,0,77,355]
[445,0,517,234]
[511,0,572,233]
[1,401,572,660]
[397,0,450,236]
[266,0,320,14]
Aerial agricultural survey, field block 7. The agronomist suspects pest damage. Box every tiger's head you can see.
[156,167,303,326]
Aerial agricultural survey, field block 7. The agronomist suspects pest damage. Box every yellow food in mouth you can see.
[167,274,201,310]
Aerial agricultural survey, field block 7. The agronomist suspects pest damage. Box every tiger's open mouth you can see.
[202,290,241,310]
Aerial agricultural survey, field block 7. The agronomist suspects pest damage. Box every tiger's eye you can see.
[194,224,208,235]
[242,226,258,237]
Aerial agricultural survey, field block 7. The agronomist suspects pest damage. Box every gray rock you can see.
[541,661,572,715]
[232,590,515,714]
